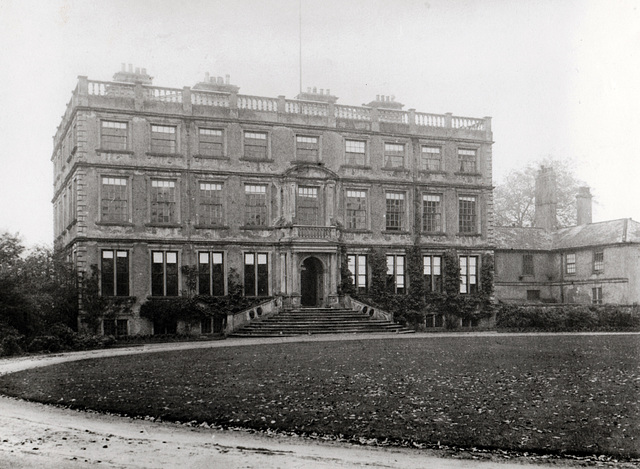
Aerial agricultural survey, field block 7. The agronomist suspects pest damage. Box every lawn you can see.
[0,335,638,459]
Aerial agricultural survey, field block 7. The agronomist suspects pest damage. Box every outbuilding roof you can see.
[495,218,640,251]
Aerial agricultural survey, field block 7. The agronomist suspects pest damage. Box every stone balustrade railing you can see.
[237,95,278,112]
[56,77,491,148]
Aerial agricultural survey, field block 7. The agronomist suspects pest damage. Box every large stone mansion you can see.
[51,65,494,335]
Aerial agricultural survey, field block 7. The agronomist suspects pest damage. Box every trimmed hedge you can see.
[496,304,640,332]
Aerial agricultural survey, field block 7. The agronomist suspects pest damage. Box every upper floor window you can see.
[385,192,405,231]
[347,254,368,293]
[101,121,128,151]
[151,125,177,153]
[458,148,477,173]
[460,255,478,294]
[101,250,129,296]
[101,177,129,223]
[384,143,405,168]
[296,135,319,162]
[424,255,442,292]
[244,184,267,226]
[345,139,366,166]
[566,253,576,274]
[422,194,442,232]
[523,253,534,276]
[421,146,441,171]
[198,252,224,296]
[296,186,319,225]
[386,254,405,294]
[593,251,604,273]
[151,251,179,296]
[244,131,268,160]
[198,128,224,157]
[198,183,224,226]
[346,190,367,230]
[458,196,477,234]
[244,253,269,296]
[150,179,177,224]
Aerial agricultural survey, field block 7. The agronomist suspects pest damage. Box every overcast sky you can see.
[1,0,639,247]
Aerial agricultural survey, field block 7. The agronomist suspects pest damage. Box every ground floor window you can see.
[386,254,405,294]
[425,314,444,328]
[103,319,128,336]
[459,255,478,294]
[592,287,603,305]
[153,318,177,335]
[244,253,269,296]
[423,255,442,292]
[527,290,541,301]
[462,317,479,327]
[198,252,224,296]
[200,317,224,334]
[101,250,129,296]
[347,254,367,292]
[151,251,179,296]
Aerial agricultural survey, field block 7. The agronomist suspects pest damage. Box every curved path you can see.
[0,332,635,468]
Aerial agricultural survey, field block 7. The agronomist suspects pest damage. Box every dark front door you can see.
[301,257,323,307]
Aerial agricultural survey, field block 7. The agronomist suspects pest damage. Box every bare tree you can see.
[494,158,585,228]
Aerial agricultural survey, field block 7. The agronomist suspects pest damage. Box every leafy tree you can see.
[0,232,79,337]
[494,158,585,228]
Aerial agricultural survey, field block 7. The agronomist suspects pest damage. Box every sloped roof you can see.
[494,226,554,250]
[496,219,640,251]
[553,218,640,249]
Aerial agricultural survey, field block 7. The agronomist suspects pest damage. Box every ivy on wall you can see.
[352,248,496,330]
[80,265,136,334]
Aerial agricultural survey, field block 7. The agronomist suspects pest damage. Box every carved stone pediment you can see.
[283,164,338,181]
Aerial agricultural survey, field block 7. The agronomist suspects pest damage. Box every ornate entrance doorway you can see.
[300,257,323,307]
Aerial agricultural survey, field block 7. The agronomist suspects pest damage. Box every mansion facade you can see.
[52,65,494,335]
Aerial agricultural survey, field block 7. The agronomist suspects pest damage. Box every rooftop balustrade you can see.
[54,75,491,148]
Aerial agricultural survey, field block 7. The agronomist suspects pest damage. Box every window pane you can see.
[101,250,115,296]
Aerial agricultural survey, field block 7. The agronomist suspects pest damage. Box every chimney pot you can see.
[217,76,223,84]
[313,87,317,93]
[327,89,330,95]
[376,94,380,101]
[225,74,230,84]
[320,88,323,95]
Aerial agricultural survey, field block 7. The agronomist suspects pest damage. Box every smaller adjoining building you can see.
[495,167,640,305]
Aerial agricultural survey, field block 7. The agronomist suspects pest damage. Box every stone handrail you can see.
[334,104,371,121]
[88,80,135,98]
[144,86,183,103]
[225,297,281,334]
[237,94,278,112]
[379,108,409,124]
[344,296,393,322]
[415,112,446,127]
[452,116,485,130]
[285,99,329,116]
[191,90,230,107]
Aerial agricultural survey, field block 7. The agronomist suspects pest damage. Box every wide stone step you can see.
[230,307,413,337]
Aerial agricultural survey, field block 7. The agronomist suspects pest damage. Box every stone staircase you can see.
[230,307,413,337]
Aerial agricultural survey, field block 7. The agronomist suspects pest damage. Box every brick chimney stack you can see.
[534,166,558,231]
[576,186,593,225]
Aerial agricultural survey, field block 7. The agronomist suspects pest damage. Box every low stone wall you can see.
[226,297,281,334]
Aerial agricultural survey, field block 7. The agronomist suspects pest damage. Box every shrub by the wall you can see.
[496,304,640,332]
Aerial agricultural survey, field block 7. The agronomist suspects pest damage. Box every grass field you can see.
[0,334,638,459]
